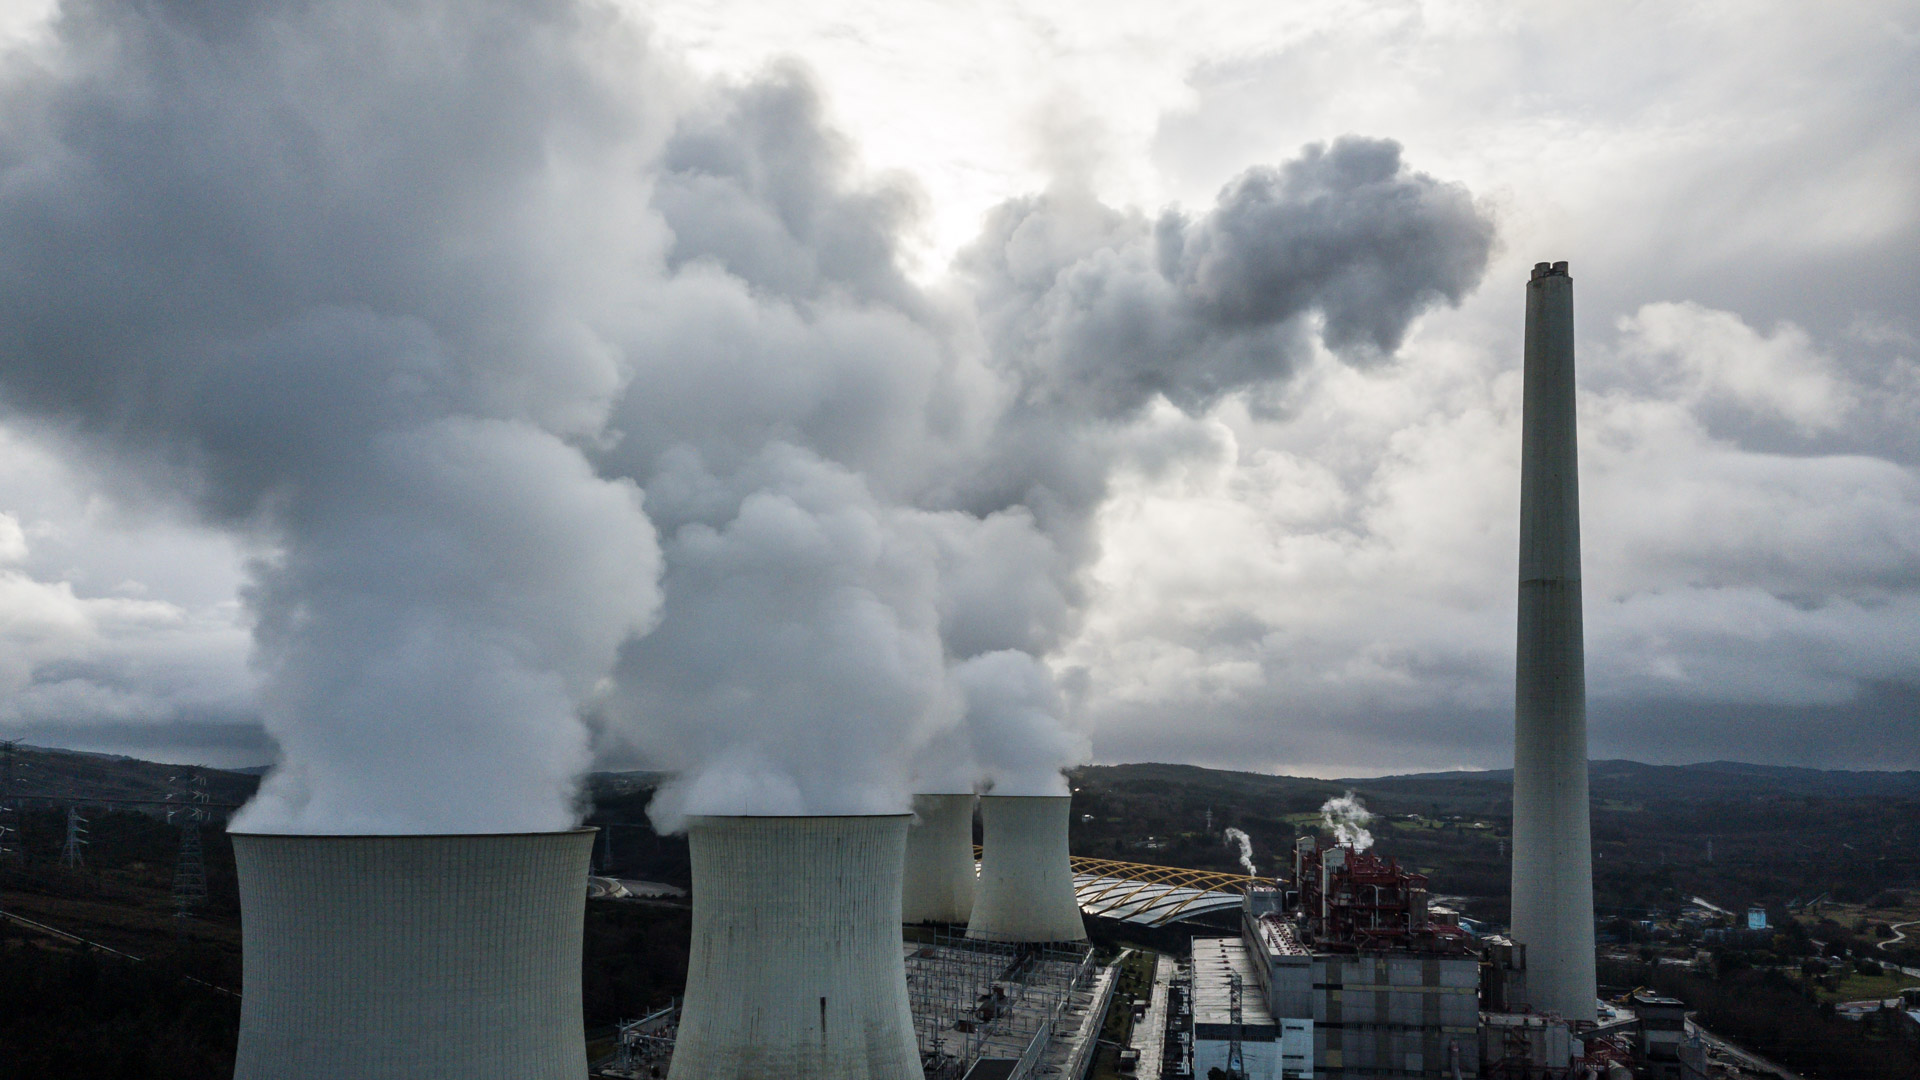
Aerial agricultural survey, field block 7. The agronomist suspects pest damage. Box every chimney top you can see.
[1530,261,1571,280]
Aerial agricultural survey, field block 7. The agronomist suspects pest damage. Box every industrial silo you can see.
[668,814,924,1080]
[901,793,976,925]
[231,829,596,1080]
[966,794,1086,943]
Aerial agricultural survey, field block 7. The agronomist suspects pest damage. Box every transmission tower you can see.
[167,769,211,917]
[61,806,89,869]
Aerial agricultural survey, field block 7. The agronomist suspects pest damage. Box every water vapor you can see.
[0,0,1496,831]
[0,0,670,832]
[1320,790,1376,851]
[1223,826,1257,876]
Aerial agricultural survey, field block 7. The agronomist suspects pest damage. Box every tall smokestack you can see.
[1511,260,1597,1022]
[669,815,924,1080]
[902,793,976,925]
[231,830,595,1079]
[966,795,1087,943]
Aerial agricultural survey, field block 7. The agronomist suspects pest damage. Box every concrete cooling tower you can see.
[669,815,924,1080]
[965,795,1087,943]
[902,793,976,924]
[231,829,595,1080]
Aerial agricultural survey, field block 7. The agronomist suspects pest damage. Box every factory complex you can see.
[208,263,1650,1080]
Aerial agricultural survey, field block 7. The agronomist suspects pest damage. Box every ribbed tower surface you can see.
[902,793,977,924]
[232,830,595,1080]
[669,815,925,1080]
[1510,259,1598,1023]
[966,795,1087,944]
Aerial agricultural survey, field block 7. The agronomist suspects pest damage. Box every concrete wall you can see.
[232,830,594,1080]
[669,815,924,1080]
[1310,954,1479,1079]
[902,793,975,924]
[967,795,1087,943]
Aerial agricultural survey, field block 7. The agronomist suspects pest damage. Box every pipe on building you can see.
[902,793,976,925]
[1511,259,1599,1022]
[966,794,1087,944]
[669,814,924,1080]
[232,829,595,1080]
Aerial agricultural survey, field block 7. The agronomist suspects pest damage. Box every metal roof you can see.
[1070,856,1265,927]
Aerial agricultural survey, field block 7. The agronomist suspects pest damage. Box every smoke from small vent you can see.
[1223,827,1256,876]
[1320,791,1376,851]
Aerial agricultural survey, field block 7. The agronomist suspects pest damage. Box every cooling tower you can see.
[965,794,1087,943]
[902,793,977,924]
[669,815,924,1080]
[231,829,595,1080]
[1510,259,1598,1023]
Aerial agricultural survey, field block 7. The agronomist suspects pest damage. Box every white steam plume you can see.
[0,0,671,833]
[1320,790,1376,851]
[0,0,1496,832]
[1223,826,1257,877]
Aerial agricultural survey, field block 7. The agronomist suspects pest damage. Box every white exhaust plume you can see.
[0,0,1495,832]
[967,794,1087,943]
[903,793,977,924]
[231,830,595,1079]
[670,815,923,1080]
[1223,826,1256,876]
[1319,790,1375,851]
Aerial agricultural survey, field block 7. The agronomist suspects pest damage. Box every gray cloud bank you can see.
[0,0,1494,828]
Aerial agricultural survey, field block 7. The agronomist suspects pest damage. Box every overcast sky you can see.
[0,0,1914,795]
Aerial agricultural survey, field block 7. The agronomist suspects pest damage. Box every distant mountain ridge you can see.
[1356,759,1920,800]
[8,740,1916,811]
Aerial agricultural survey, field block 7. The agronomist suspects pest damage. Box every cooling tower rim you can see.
[228,827,597,839]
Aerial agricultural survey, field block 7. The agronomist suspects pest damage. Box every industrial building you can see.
[219,261,1619,1080]
[594,797,1117,1080]
[1226,835,1479,1080]
[1127,828,1631,1080]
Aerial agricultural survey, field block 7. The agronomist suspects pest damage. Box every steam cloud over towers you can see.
[1510,260,1599,1022]
[0,0,1494,829]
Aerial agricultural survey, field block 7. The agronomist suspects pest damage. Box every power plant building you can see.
[669,814,925,1080]
[902,793,976,925]
[967,795,1088,944]
[231,830,596,1080]
[1240,837,1479,1080]
[1510,259,1599,1022]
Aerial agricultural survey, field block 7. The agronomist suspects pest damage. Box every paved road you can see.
[1876,919,1918,953]
[1686,1020,1804,1080]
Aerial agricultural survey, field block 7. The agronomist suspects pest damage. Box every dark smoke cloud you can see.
[963,136,1493,420]
[0,0,1496,829]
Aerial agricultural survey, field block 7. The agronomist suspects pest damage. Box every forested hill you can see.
[1067,760,1920,923]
